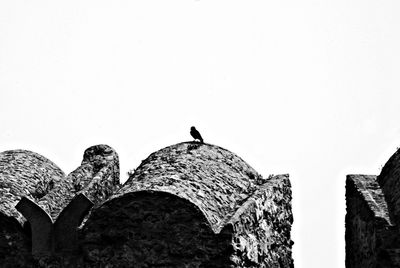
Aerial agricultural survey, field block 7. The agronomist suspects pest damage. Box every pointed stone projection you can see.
[346,147,400,267]
[16,194,93,257]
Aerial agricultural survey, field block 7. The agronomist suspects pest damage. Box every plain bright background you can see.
[1,1,400,267]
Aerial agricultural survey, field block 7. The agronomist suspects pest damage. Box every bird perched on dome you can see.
[190,126,204,143]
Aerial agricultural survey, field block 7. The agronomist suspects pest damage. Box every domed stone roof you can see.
[114,142,264,233]
[0,150,65,225]
[82,142,293,267]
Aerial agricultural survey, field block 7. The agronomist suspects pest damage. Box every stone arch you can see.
[81,190,233,267]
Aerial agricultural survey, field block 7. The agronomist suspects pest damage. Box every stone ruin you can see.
[346,147,400,267]
[0,142,294,267]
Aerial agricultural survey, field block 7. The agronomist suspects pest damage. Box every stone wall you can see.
[346,147,400,267]
[227,175,293,267]
[345,175,380,268]
[378,148,400,225]
[81,191,233,267]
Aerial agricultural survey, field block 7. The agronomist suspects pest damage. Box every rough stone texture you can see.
[81,191,233,268]
[347,175,392,227]
[228,175,293,267]
[115,142,263,233]
[378,148,400,226]
[0,145,120,267]
[0,213,33,267]
[0,150,65,225]
[346,147,400,267]
[37,144,120,221]
[82,142,293,267]
[0,150,65,267]
[0,142,293,267]
[346,175,381,268]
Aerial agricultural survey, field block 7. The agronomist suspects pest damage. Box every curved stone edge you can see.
[79,189,233,267]
[15,197,53,258]
[0,149,65,226]
[91,189,214,230]
[109,186,218,234]
[223,174,294,267]
[119,142,263,234]
[15,193,93,261]
[377,147,400,226]
[378,147,400,187]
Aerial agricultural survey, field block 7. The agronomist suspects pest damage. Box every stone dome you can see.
[114,142,264,233]
[0,149,65,225]
[80,142,293,267]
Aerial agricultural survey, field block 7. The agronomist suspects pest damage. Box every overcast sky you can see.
[1,1,400,267]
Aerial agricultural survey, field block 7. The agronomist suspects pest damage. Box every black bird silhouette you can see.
[190,126,204,143]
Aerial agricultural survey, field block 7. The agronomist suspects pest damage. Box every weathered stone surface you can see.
[115,142,263,234]
[0,150,65,226]
[347,175,392,226]
[346,175,380,268]
[15,197,54,259]
[37,144,120,221]
[0,214,32,267]
[0,145,120,267]
[346,165,400,266]
[81,191,233,267]
[0,149,65,267]
[227,175,293,267]
[82,142,293,267]
[378,148,400,226]
[0,142,293,267]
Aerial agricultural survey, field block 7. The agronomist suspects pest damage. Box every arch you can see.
[81,190,233,267]
[116,142,263,234]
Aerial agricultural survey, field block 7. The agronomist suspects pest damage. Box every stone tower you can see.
[0,142,293,267]
[346,147,400,267]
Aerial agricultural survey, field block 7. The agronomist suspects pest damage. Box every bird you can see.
[190,126,204,143]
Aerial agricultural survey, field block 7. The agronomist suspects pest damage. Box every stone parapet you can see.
[346,147,400,267]
[227,174,293,267]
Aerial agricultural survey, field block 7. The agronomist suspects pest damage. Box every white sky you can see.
[1,1,400,267]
